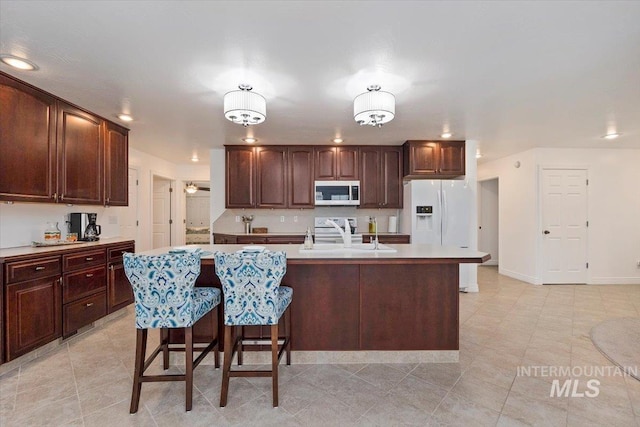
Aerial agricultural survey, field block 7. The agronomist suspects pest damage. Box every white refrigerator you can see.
[400,179,475,290]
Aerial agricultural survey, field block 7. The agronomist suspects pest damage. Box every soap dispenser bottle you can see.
[304,227,314,249]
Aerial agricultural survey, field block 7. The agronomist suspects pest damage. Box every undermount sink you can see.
[299,243,397,253]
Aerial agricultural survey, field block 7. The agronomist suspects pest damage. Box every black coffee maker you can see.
[69,213,101,241]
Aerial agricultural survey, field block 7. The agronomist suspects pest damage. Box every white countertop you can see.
[140,244,490,264]
[0,237,135,261]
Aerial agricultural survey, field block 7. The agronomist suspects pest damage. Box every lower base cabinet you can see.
[63,292,107,336]
[5,276,62,360]
[107,242,135,313]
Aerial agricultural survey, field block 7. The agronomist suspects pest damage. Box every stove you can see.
[313,217,363,244]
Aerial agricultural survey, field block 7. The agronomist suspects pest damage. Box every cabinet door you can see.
[380,147,403,208]
[108,262,134,313]
[0,73,57,202]
[256,146,287,208]
[225,146,255,208]
[438,141,466,176]
[337,147,359,180]
[359,147,381,208]
[288,146,314,208]
[314,147,336,180]
[403,141,439,177]
[57,101,104,204]
[104,121,129,206]
[5,276,62,361]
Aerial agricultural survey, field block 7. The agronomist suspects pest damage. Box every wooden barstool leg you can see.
[285,307,292,365]
[185,327,194,411]
[161,328,170,369]
[271,323,279,407]
[213,305,220,369]
[220,325,233,407]
[237,326,244,366]
[130,329,147,414]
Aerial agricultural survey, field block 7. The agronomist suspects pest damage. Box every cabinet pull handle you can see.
[110,265,114,271]
[85,257,94,261]
[52,193,58,201]
[35,266,46,271]
[85,302,94,307]
[85,273,94,278]
[60,194,64,201]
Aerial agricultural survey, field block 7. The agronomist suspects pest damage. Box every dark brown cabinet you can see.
[256,146,288,208]
[0,71,129,206]
[226,145,315,209]
[362,234,411,244]
[360,146,403,208]
[62,249,107,337]
[225,146,256,208]
[288,146,314,208]
[56,102,104,205]
[107,242,135,313]
[314,146,359,180]
[4,256,62,361]
[213,233,238,244]
[0,73,57,203]
[104,122,129,206]
[403,140,466,179]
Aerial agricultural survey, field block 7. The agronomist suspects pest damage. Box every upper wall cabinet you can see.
[314,146,359,180]
[360,146,403,208]
[104,122,129,206]
[403,140,465,179]
[225,145,315,209]
[0,72,129,205]
[225,146,255,208]
[0,73,57,202]
[56,102,103,205]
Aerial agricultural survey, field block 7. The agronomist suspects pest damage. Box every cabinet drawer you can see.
[108,243,135,263]
[5,256,61,284]
[63,292,107,336]
[63,249,106,271]
[63,265,107,303]
[236,236,267,244]
[265,236,305,244]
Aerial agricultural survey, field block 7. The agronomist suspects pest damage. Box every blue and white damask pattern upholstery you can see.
[123,253,221,329]
[214,250,292,326]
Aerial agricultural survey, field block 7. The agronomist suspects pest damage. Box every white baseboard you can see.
[499,268,541,285]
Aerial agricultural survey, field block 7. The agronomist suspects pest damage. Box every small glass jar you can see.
[44,222,61,241]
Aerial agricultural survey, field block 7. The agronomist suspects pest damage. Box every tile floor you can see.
[1,266,640,426]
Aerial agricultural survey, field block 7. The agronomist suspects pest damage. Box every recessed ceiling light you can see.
[0,54,38,71]
[191,155,199,162]
[441,132,452,139]
[333,138,343,144]
[243,137,257,144]
[117,113,133,122]
[602,132,621,140]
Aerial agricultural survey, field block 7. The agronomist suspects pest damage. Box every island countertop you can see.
[145,243,490,265]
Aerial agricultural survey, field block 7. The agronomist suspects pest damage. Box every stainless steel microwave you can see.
[314,180,360,206]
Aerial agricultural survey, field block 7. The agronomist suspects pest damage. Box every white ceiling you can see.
[1,1,639,165]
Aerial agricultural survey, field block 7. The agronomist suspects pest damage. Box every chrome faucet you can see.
[325,219,352,248]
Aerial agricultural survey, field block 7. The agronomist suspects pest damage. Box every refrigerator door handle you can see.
[442,189,448,236]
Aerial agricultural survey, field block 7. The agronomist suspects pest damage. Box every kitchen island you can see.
[150,243,489,363]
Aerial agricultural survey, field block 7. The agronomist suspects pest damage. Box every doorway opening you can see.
[478,178,499,267]
[184,181,211,245]
[152,175,174,249]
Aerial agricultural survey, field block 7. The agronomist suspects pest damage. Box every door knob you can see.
[543,230,550,235]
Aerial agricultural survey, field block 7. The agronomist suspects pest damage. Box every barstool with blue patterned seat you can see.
[123,252,221,413]
[214,249,292,407]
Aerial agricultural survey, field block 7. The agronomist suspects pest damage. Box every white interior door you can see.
[541,168,588,284]
[153,176,172,249]
[120,168,139,246]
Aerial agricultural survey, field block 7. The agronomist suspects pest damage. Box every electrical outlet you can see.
[235,216,240,222]
[280,216,285,223]
[294,216,298,222]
